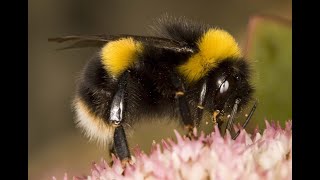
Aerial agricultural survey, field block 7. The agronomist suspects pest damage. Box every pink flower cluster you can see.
[55,121,292,180]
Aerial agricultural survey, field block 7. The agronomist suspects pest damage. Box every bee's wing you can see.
[48,34,194,53]
[48,34,117,50]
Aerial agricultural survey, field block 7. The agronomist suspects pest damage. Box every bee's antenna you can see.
[232,101,258,140]
[225,98,241,135]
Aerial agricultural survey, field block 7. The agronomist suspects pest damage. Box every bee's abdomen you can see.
[73,97,116,147]
[74,56,119,146]
[77,55,118,115]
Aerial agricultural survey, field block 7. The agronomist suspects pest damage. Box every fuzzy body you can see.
[73,17,254,146]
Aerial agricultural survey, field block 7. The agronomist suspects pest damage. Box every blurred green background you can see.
[28,0,291,179]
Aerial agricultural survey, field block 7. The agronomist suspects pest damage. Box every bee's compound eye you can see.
[219,80,229,94]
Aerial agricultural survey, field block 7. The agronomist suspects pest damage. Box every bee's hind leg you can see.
[108,71,131,167]
[113,126,131,167]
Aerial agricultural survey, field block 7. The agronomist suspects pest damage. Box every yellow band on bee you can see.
[100,38,143,77]
[178,29,242,83]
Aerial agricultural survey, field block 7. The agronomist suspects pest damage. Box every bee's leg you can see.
[170,70,186,97]
[178,95,195,139]
[232,101,257,140]
[169,72,195,139]
[108,126,131,167]
[113,125,131,166]
[217,118,224,131]
[108,71,131,166]
[108,143,115,157]
[225,98,241,135]
[195,79,208,126]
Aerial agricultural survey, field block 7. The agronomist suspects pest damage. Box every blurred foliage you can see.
[247,15,292,128]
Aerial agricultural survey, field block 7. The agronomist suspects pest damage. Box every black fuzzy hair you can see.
[150,14,211,49]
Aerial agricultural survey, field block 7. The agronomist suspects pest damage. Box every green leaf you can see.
[246,15,292,128]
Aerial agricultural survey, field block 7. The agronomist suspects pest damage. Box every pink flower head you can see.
[55,120,292,180]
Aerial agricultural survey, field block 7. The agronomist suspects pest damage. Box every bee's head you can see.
[204,58,254,120]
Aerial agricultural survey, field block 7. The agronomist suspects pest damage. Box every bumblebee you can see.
[49,16,257,164]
